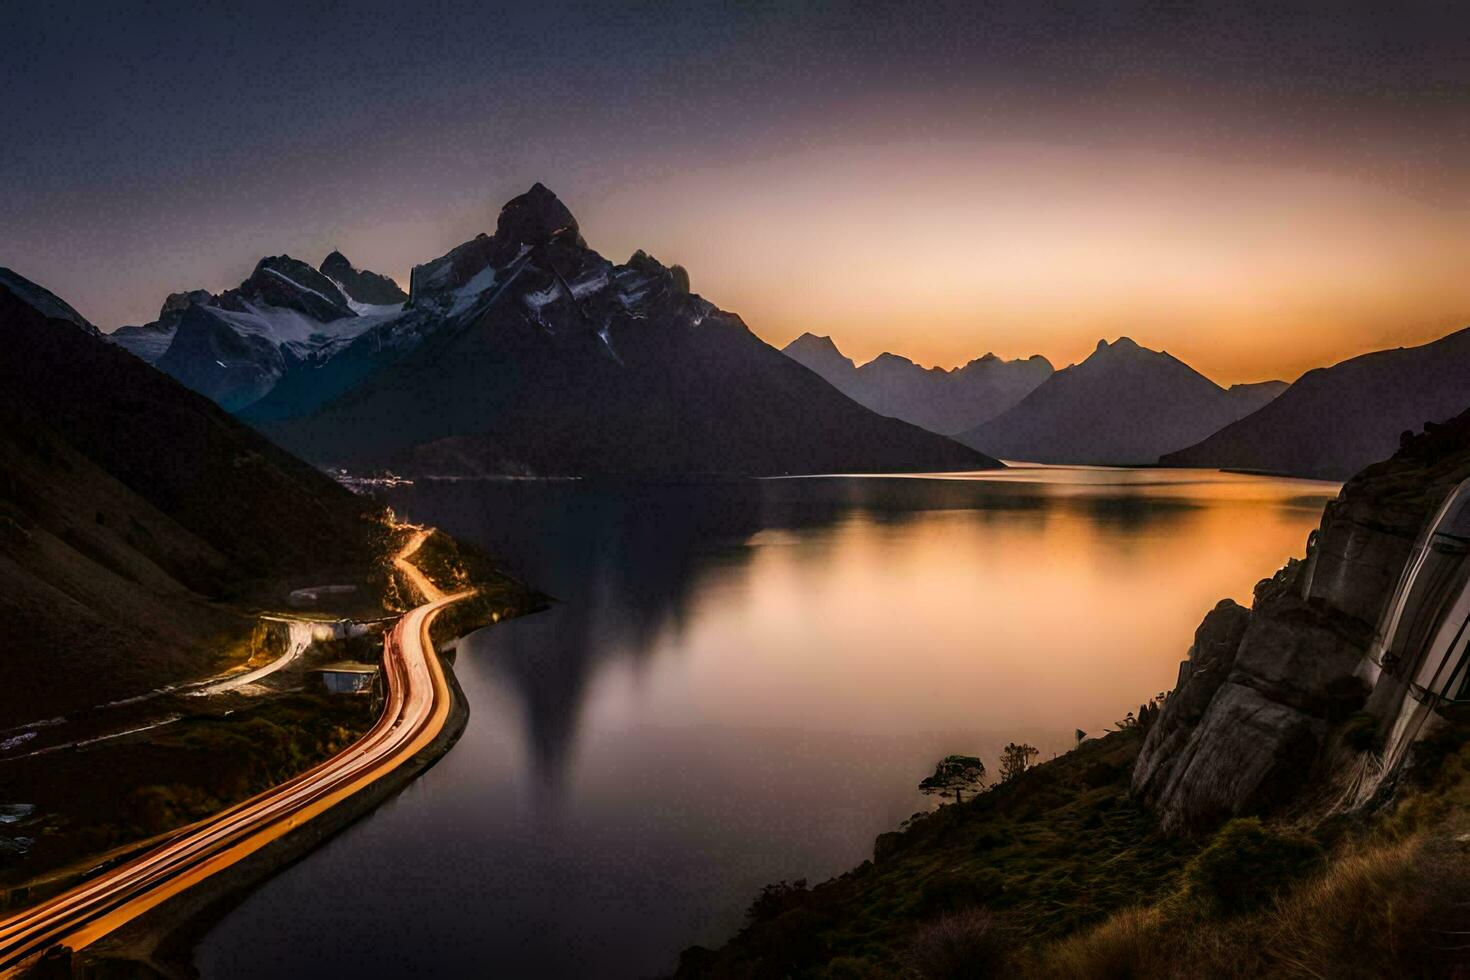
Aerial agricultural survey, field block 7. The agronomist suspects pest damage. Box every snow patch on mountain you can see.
[597,320,623,364]
[524,282,562,310]
[260,266,347,311]
[570,271,609,299]
[108,324,176,362]
[448,264,501,316]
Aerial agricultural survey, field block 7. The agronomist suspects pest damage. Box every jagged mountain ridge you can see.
[109,253,406,411]
[956,337,1287,465]
[782,332,1054,435]
[1162,326,1470,480]
[321,250,409,308]
[255,184,996,477]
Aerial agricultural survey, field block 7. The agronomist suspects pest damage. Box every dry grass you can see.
[1025,833,1470,979]
[1029,906,1169,980]
[1264,836,1470,979]
[908,908,1013,979]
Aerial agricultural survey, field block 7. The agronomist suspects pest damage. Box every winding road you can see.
[0,529,468,976]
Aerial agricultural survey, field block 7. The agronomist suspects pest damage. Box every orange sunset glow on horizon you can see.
[576,141,1470,386]
[9,3,1467,388]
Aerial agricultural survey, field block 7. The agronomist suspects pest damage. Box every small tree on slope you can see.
[999,742,1040,783]
[920,755,988,804]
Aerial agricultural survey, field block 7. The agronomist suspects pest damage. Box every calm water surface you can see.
[197,467,1337,978]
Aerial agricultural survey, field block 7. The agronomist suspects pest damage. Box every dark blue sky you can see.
[4,1,1467,378]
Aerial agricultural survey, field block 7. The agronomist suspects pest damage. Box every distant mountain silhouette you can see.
[1162,326,1470,479]
[255,184,996,477]
[0,268,381,727]
[956,337,1286,465]
[783,333,1053,434]
[1225,379,1290,416]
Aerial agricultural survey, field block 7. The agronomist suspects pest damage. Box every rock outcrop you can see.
[319,250,407,307]
[1135,406,1470,831]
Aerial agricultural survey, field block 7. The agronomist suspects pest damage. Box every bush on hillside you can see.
[1183,818,1324,915]
[909,908,1014,979]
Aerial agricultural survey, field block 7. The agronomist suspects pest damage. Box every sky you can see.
[3,0,1468,384]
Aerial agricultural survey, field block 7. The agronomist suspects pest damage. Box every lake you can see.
[196,467,1338,978]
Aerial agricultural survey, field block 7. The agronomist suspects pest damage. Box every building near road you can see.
[289,584,359,609]
[316,662,378,695]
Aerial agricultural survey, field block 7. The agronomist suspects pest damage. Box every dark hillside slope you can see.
[0,276,383,728]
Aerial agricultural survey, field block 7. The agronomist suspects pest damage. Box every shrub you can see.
[129,783,222,836]
[916,870,1004,916]
[747,878,810,924]
[909,908,1013,979]
[748,906,828,971]
[822,955,883,979]
[1079,761,1123,788]
[1183,818,1324,915]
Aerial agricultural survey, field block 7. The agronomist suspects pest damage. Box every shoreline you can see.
[51,643,474,979]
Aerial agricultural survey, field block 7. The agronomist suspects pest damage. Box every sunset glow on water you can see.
[201,467,1339,978]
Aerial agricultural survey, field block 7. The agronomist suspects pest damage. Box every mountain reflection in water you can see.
[197,468,1337,979]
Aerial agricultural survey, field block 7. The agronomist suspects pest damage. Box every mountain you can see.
[320,249,408,308]
[109,254,404,410]
[0,269,383,728]
[1161,327,1470,480]
[256,184,996,477]
[1226,379,1289,415]
[783,333,857,385]
[782,332,1053,434]
[955,337,1285,465]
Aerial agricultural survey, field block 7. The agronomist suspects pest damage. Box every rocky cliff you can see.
[1135,408,1470,831]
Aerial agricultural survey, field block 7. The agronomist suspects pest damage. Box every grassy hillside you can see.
[675,727,1194,978]
[0,280,388,728]
[678,721,1470,979]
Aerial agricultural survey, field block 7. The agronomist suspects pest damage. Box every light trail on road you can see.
[0,531,470,976]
